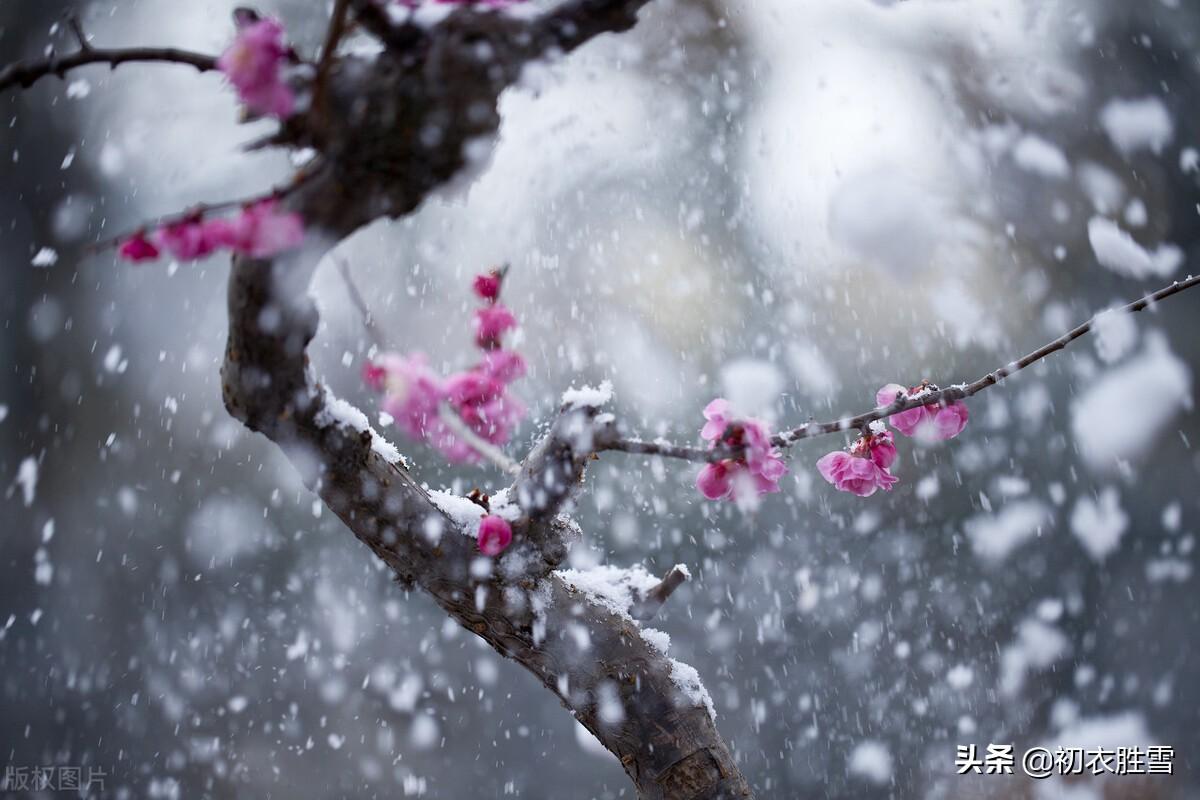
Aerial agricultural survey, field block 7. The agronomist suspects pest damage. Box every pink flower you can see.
[373,353,445,440]
[117,231,161,262]
[226,200,305,257]
[695,399,788,503]
[473,272,502,301]
[479,349,526,384]
[477,515,513,556]
[851,428,897,469]
[700,398,733,443]
[876,383,969,441]
[816,450,899,497]
[158,217,221,260]
[473,304,517,348]
[217,18,294,118]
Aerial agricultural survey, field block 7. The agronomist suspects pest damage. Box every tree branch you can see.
[599,273,1200,462]
[214,7,753,797]
[0,45,217,93]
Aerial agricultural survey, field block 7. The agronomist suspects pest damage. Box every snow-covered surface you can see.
[313,388,408,467]
[1087,217,1181,279]
[555,564,714,719]
[561,380,613,410]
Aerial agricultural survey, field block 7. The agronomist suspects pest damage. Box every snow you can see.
[1070,488,1128,562]
[1087,217,1181,279]
[31,247,58,267]
[848,740,893,785]
[555,564,661,621]
[1047,711,1153,751]
[1012,133,1070,179]
[1000,618,1070,696]
[561,380,613,410]
[964,500,1052,563]
[1099,96,1174,155]
[1072,333,1191,471]
[427,490,486,534]
[946,664,974,689]
[1092,308,1138,364]
[666,658,716,721]
[313,388,407,466]
[15,456,38,506]
[720,359,784,421]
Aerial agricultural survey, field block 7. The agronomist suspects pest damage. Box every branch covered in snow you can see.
[600,273,1200,463]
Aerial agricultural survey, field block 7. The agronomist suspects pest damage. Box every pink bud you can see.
[477,515,513,556]
[473,272,502,300]
[117,231,161,262]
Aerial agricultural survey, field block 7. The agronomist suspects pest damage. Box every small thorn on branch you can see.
[632,565,690,620]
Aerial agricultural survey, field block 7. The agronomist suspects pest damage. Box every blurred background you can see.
[2,0,1198,797]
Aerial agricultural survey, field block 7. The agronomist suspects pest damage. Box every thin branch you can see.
[312,0,353,130]
[91,163,324,252]
[335,258,385,350]
[0,45,217,93]
[632,565,690,620]
[531,0,655,55]
[438,403,521,476]
[601,273,1200,463]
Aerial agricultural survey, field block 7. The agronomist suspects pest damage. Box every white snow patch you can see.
[1001,618,1070,696]
[848,740,893,785]
[15,457,38,506]
[667,658,716,721]
[1100,96,1173,155]
[1070,488,1128,562]
[1072,334,1191,471]
[31,247,58,267]
[1012,134,1070,179]
[965,500,1052,563]
[555,563,661,621]
[946,664,974,690]
[561,380,613,410]
[314,388,407,466]
[1087,217,1181,279]
[427,490,486,534]
[1047,711,1154,750]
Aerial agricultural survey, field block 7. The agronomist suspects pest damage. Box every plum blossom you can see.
[365,272,526,462]
[473,271,502,300]
[116,201,305,264]
[217,18,294,119]
[877,383,969,440]
[117,231,160,262]
[816,428,899,497]
[695,399,788,503]
[477,515,514,556]
[474,305,517,348]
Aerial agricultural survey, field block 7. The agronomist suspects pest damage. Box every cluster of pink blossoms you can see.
[217,17,294,119]
[816,383,969,497]
[695,399,788,503]
[364,269,525,463]
[116,200,305,263]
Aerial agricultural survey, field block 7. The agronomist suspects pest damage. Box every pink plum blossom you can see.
[477,515,513,556]
[217,18,294,118]
[876,383,969,441]
[158,217,221,261]
[479,349,526,384]
[473,304,517,348]
[117,232,160,262]
[473,272,502,300]
[694,399,788,503]
[816,450,899,497]
[226,200,305,257]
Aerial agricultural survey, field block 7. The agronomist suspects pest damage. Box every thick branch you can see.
[531,0,656,54]
[0,45,216,93]
[601,273,1200,462]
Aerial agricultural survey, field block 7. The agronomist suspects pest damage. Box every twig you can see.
[0,45,217,93]
[601,274,1200,463]
[312,0,353,130]
[438,403,521,476]
[631,565,690,620]
[91,163,324,252]
[335,258,384,350]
